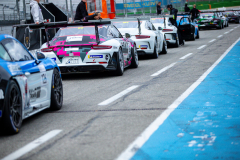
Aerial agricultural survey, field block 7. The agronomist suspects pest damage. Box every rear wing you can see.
[149,15,174,28]
[12,21,111,49]
[89,18,150,35]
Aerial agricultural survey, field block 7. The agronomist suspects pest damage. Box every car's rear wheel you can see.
[174,36,179,47]
[50,68,63,110]
[131,44,138,68]
[1,80,22,134]
[115,48,124,76]
[161,39,167,54]
[152,39,158,58]
[196,30,200,39]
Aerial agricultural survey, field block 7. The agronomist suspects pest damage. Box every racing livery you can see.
[197,12,224,29]
[112,18,167,58]
[0,34,63,134]
[41,21,139,76]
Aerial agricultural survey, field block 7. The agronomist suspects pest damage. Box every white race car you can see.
[40,21,138,76]
[151,16,180,47]
[112,18,167,58]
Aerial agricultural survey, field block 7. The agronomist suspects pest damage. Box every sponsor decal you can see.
[29,86,41,102]
[51,58,56,61]
[88,55,103,59]
[66,58,79,64]
[0,89,4,99]
[0,110,2,117]
[65,48,79,51]
[140,45,148,49]
[4,35,11,38]
[66,36,83,42]
[38,63,46,72]
[41,73,47,85]
[8,64,22,73]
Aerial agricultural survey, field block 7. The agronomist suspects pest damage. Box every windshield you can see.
[223,12,235,16]
[113,21,140,28]
[200,13,214,18]
[50,25,110,46]
[177,16,183,21]
[151,18,164,23]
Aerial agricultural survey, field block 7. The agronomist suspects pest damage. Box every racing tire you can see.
[196,30,200,39]
[50,68,63,110]
[174,37,179,47]
[130,44,139,68]
[1,80,22,134]
[191,33,196,41]
[160,40,167,54]
[114,48,124,76]
[152,39,158,59]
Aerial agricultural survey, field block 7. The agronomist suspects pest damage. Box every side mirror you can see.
[158,27,163,30]
[125,33,131,38]
[36,51,46,60]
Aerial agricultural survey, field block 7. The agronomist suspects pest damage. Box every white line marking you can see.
[230,29,234,31]
[2,130,62,160]
[180,53,193,60]
[197,45,206,49]
[218,35,223,38]
[151,63,176,76]
[209,39,216,43]
[98,85,139,106]
[234,27,237,28]
[115,37,240,160]
[224,32,229,34]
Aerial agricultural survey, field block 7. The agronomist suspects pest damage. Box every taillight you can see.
[41,47,53,52]
[92,45,112,50]
[135,35,150,39]
[162,29,173,32]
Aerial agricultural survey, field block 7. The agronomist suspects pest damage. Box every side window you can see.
[150,22,156,30]
[111,26,122,38]
[112,26,123,38]
[147,21,153,30]
[2,38,33,61]
[0,44,11,61]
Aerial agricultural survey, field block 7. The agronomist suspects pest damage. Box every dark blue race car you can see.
[0,34,63,134]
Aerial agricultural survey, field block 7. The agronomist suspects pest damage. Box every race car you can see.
[217,12,229,27]
[112,17,167,57]
[0,34,63,134]
[151,16,180,47]
[196,12,225,29]
[177,15,200,40]
[40,21,138,76]
[222,11,240,23]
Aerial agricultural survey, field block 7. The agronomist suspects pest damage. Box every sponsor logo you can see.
[66,36,83,42]
[140,45,148,49]
[65,48,79,51]
[29,87,41,102]
[66,58,79,64]
[0,89,4,99]
[88,55,103,59]
[0,110,2,117]
[41,73,47,85]
[51,58,56,61]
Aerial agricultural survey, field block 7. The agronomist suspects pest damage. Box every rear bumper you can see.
[165,33,177,44]
[198,24,219,28]
[59,64,117,73]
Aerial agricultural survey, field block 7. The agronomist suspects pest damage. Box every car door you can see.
[150,21,161,51]
[2,38,50,112]
[178,17,194,39]
[110,26,130,65]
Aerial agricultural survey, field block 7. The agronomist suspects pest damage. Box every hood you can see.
[30,0,38,7]
[118,28,139,36]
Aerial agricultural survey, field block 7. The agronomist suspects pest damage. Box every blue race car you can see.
[0,34,63,134]
[177,15,200,40]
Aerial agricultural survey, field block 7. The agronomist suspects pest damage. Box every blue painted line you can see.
[132,40,240,159]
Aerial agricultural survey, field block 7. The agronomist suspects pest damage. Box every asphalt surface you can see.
[0,23,240,160]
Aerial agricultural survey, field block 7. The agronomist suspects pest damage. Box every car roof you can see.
[0,34,15,42]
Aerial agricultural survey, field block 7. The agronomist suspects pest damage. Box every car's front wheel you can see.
[1,80,22,134]
[50,68,63,110]
[115,48,124,76]
[131,44,138,68]
[152,39,159,58]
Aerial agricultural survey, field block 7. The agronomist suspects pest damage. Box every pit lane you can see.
[0,24,239,160]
